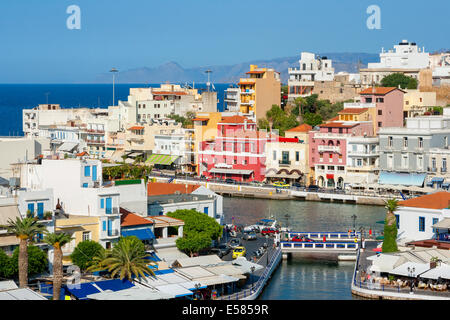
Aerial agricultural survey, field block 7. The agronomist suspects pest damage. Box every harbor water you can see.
[223,197,386,300]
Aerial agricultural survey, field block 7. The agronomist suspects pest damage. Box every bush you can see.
[70,240,105,271]
[382,219,398,253]
[10,246,48,276]
[0,250,14,279]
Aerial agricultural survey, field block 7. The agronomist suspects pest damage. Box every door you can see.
[105,197,112,214]
[37,203,44,220]
[92,165,97,182]
[107,219,113,236]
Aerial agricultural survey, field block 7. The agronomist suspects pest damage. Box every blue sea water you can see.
[0,83,231,136]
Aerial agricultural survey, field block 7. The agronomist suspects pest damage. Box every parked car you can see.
[228,238,241,248]
[307,185,320,192]
[261,227,279,236]
[243,231,257,241]
[243,225,258,233]
[291,235,314,242]
[232,246,246,259]
[292,182,302,188]
[272,181,290,188]
[210,244,231,258]
[225,178,236,184]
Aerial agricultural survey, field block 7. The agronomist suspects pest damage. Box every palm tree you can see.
[89,237,155,281]
[43,232,73,300]
[1,217,46,287]
[382,198,399,253]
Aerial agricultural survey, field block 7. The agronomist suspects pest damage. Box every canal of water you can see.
[223,197,386,300]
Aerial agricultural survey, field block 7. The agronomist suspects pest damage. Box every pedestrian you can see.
[369,228,372,238]
[323,235,326,242]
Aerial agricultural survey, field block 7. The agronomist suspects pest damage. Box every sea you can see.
[0,83,232,137]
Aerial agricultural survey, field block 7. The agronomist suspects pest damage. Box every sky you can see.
[0,0,448,83]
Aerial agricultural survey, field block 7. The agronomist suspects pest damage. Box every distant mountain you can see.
[94,53,379,84]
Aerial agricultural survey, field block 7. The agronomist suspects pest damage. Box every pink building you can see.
[359,87,405,133]
[198,115,273,182]
[309,121,374,188]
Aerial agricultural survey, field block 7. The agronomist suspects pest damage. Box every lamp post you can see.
[265,234,269,265]
[110,68,118,106]
[407,266,415,294]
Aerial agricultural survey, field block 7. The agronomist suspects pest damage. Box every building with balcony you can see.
[237,65,281,121]
[198,115,272,182]
[309,114,374,189]
[224,86,240,112]
[265,124,312,185]
[345,136,380,187]
[403,89,437,118]
[359,40,431,87]
[378,112,450,188]
[288,52,334,101]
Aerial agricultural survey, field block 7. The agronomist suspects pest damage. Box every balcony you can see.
[441,167,447,173]
[240,89,255,95]
[314,132,350,139]
[86,139,105,145]
[107,229,119,237]
[278,160,291,167]
[240,100,255,105]
[105,207,119,215]
[428,167,438,173]
[318,145,341,153]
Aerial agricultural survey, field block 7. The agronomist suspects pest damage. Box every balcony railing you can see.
[318,145,341,153]
[441,167,447,173]
[105,207,119,215]
[107,230,119,237]
[428,167,438,173]
[279,160,291,166]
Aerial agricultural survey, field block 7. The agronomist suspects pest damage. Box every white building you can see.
[396,192,450,244]
[288,52,334,100]
[345,136,379,187]
[224,87,241,112]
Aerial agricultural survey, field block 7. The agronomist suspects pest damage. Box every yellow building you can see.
[337,108,371,122]
[55,215,102,265]
[238,65,281,121]
[403,89,437,118]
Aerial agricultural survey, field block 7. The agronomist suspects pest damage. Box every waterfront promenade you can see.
[351,244,450,300]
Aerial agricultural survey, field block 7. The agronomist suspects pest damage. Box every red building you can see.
[198,115,274,182]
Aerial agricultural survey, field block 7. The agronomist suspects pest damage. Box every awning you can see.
[432,218,450,229]
[146,154,179,165]
[419,264,450,280]
[209,168,253,175]
[378,172,427,187]
[127,152,144,158]
[431,177,445,183]
[121,228,155,240]
[154,284,193,297]
[265,172,300,179]
[196,274,240,286]
[0,204,21,225]
[389,262,430,277]
[58,142,78,152]
[326,174,334,180]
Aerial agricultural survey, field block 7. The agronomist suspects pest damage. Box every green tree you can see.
[259,104,299,136]
[44,232,73,300]
[167,209,222,256]
[303,112,323,127]
[70,240,105,271]
[88,236,155,281]
[382,199,399,253]
[1,217,46,287]
[10,245,48,277]
[0,250,13,279]
[380,73,418,89]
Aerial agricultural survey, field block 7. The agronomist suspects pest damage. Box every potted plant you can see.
[26,210,34,219]
[430,256,440,268]
[44,211,53,220]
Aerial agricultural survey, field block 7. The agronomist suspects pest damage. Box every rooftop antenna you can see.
[205,70,212,92]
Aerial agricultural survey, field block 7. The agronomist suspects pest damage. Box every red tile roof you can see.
[318,121,358,128]
[359,87,404,95]
[76,151,88,157]
[147,182,200,196]
[246,71,265,74]
[220,115,255,124]
[338,108,369,115]
[398,191,450,210]
[120,208,153,227]
[152,91,187,95]
[286,124,312,133]
[407,239,450,250]
[128,126,144,130]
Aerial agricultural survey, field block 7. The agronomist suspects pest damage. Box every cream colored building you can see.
[265,124,312,185]
[403,89,437,118]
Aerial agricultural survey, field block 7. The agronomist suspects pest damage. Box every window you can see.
[273,151,276,161]
[378,122,382,128]
[84,165,91,177]
[402,155,409,168]
[376,98,384,103]
[295,151,299,162]
[445,136,448,148]
[388,136,393,147]
[395,214,400,229]
[417,156,423,170]
[419,217,425,232]
[27,203,35,214]
[357,159,362,167]
[102,221,107,231]
[378,110,382,115]
[82,183,88,188]
[100,198,104,209]
[432,218,439,227]
[387,155,393,169]
[204,207,209,215]
[82,232,91,241]
[418,137,423,148]
[403,137,408,148]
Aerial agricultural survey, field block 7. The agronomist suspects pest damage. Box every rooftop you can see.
[147,182,200,196]
[286,123,312,133]
[398,191,450,210]
[359,87,405,95]
[220,115,255,125]
[120,208,153,227]
[148,194,213,206]
[338,108,369,115]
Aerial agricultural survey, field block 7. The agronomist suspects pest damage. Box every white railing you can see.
[280,241,359,251]
[286,231,361,240]
[318,145,341,153]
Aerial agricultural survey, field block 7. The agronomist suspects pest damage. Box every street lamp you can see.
[407,266,415,294]
[250,266,256,292]
[110,68,118,106]
[265,234,269,265]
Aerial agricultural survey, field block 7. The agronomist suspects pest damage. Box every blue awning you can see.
[94,279,134,292]
[378,172,427,187]
[121,228,155,240]
[431,177,445,183]
[64,279,135,300]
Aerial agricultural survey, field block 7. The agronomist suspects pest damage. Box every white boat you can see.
[338,254,357,261]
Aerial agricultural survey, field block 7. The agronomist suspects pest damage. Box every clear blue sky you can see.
[0,0,448,83]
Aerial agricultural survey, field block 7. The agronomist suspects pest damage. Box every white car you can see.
[243,225,259,233]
